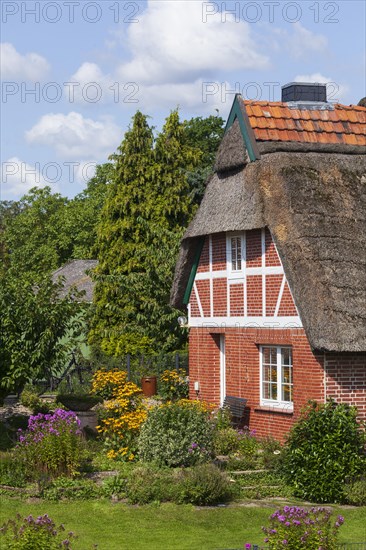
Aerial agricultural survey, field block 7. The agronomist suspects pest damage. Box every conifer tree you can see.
[90,110,200,356]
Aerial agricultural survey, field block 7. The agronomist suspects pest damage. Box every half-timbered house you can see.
[171,83,366,440]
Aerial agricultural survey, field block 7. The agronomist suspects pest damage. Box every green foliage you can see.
[20,386,51,414]
[344,477,366,506]
[138,401,213,467]
[102,474,127,500]
[0,272,86,392]
[213,427,241,456]
[91,110,201,356]
[183,114,225,205]
[42,476,100,501]
[175,463,233,505]
[0,513,77,549]
[126,465,174,504]
[2,187,72,278]
[283,400,366,503]
[0,452,27,487]
[262,506,344,549]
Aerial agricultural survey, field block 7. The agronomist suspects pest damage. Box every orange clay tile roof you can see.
[243,100,366,146]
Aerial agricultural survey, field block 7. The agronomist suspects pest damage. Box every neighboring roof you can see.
[171,95,366,352]
[52,259,98,302]
[243,100,366,146]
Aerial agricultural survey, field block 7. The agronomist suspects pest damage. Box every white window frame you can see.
[260,346,293,411]
[227,233,245,276]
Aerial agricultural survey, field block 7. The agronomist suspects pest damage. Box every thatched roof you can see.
[52,259,98,302]
[171,152,366,352]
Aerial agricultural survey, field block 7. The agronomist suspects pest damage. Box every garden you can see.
[0,367,365,549]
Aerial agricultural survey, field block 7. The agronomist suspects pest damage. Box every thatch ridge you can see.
[214,119,249,173]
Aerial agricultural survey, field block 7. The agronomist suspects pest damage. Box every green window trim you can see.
[183,238,205,305]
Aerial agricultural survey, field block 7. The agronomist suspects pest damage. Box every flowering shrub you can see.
[159,369,188,401]
[15,409,83,480]
[138,400,213,467]
[262,506,344,549]
[92,369,147,461]
[0,513,77,549]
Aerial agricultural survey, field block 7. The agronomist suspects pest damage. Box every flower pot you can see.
[141,376,157,397]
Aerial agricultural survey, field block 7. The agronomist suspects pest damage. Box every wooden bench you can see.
[222,396,248,426]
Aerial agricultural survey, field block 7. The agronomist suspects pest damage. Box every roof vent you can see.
[282,82,327,103]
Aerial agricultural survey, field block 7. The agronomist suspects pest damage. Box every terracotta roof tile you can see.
[242,99,366,146]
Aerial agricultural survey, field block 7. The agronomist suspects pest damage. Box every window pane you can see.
[231,237,242,271]
[281,348,293,402]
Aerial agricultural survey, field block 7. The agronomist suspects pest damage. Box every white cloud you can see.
[137,79,235,116]
[116,0,269,85]
[0,42,50,81]
[1,157,52,197]
[287,23,328,59]
[294,73,349,102]
[25,112,121,159]
[65,62,115,104]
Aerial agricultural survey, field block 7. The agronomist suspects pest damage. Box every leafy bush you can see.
[262,506,344,549]
[213,427,240,455]
[344,477,366,506]
[0,513,77,549]
[126,465,173,504]
[175,463,233,505]
[42,476,100,501]
[0,452,27,487]
[14,409,84,481]
[91,369,146,461]
[158,369,188,401]
[138,400,213,467]
[102,474,127,500]
[283,400,366,503]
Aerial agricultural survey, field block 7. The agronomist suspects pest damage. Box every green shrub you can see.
[175,463,234,505]
[262,506,344,549]
[42,476,100,501]
[102,474,127,500]
[0,513,78,549]
[344,477,366,506]
[138,401,213,467]
[283,400,366,503]
[20,388,51,414]
[126,465,173,504]
[213,427,240,455]
[0,452,27,487]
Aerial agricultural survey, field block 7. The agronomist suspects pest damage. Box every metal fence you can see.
[44,351,188,393]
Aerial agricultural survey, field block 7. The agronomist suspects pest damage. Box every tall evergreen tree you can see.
[90,110,200,356]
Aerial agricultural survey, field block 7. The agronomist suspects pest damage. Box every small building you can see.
[171,83,366,441]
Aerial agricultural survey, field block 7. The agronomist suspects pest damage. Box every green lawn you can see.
[1,497,365,550]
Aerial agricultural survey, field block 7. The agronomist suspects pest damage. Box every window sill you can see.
[255,406,294,415]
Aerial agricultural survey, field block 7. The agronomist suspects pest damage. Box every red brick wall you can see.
[212,233,226,271]
[325,353,366,421]
[246,276,262,316]
[197,238,209,273]
[265,228,281,267]
[246,229,262,267]
[191,229,298,320]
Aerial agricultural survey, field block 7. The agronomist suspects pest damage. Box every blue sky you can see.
[1,0,365,200]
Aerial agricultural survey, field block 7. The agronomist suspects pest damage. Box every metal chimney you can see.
[282,82,327,103]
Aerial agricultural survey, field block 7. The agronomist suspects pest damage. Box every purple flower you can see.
[245,545,251,549]
[282,541,288,546]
